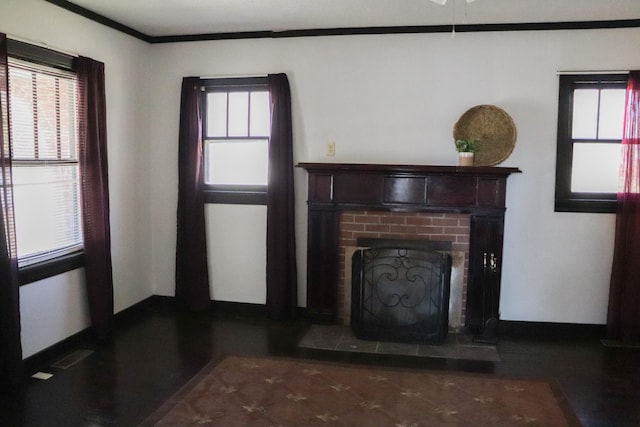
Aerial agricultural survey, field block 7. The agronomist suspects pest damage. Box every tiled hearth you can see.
[298,324,500,362]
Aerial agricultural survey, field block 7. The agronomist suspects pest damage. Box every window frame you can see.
[6,39,85,285]
[555,73,628,213]
[201,77,270,205]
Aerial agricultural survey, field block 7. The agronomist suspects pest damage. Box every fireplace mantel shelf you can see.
[297,162,521,176]
[298,162,521,213]
[298,162,520,339]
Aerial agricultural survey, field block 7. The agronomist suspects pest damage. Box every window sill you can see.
[554,198,617,214]
[204,185,267,205]
[19,251,85,286]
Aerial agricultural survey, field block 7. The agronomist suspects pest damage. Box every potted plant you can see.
[455,139,479,166]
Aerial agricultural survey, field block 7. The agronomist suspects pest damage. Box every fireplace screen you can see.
[351,247,452,345]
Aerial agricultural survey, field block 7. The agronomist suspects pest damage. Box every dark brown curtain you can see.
[176,77,211,310]
[77,57,114,340]
[0,33,23,386]
[607,70,640,341]
[266,73,298,320]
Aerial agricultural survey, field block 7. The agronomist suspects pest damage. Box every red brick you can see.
[364,224,390,233]
[341,213,355,223]
[380,216,407,225]
[389,225,417,234]
[406,216,432,226]
[354,214,379,224]
[433,218,460,227]
[416,226,444,235]
[444,227,467,235]
[342,223,365,232]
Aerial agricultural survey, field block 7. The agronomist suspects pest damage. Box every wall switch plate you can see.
[327,141,336,156]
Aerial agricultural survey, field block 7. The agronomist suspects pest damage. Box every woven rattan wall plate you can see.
[453,105,517,166]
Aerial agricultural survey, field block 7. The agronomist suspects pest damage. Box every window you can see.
[555,74,628,213]
[202,77,270,204]
[6,40,84,284]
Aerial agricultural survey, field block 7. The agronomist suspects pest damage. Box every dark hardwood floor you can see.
[1,298,638,426]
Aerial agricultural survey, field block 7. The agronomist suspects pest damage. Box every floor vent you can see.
[51,349,94,369]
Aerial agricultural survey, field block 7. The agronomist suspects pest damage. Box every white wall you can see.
[0,0,153,357]
[206,205,267,304]
[149,27,639,325]
[2,1,639,361]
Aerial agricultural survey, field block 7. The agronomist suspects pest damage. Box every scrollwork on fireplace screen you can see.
[351,248,452,345]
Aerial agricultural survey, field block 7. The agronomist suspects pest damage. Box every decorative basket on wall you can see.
[453,105,517,166]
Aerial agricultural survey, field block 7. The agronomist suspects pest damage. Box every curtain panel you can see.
[176,77,211,310]
[266,73,298,320]
[0,33,23,386]
[77,57,115,340]
[607,70,640,342]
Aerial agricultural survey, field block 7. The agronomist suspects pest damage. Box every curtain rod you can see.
[6,33,79,58]
[199,74,267,79]
[557,70,630,75]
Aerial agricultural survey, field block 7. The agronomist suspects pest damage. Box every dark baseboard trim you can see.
[23,297,308,374]
[210,300,267,316]
[23,327,92,376]
[499,320,606,340]
[209,301,309,321]
[23,295,166,374]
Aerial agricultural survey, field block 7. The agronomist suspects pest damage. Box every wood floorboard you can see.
[1,301,639,426]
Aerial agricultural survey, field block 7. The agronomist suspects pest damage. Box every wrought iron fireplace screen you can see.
[351,247,452,345]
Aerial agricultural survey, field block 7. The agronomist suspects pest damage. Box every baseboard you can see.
[210,300,267,316]
[23,297,308,374]
[498,320,606,340]
[23,295,166,374]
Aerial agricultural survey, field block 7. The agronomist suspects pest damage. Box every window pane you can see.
[228,92,249,137]
[58,78,78,159]
[249,91,270,137]
[205,139,268,185]
[8,67,36,159]
[571,143,621,193]
[572,89,598,139]
[9,60,78,161]
[206,92,227,137]
[36,73,58,159]
[598,89,626,140]
[12,165,83,260]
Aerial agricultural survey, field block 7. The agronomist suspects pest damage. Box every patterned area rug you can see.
[141,355,580,426]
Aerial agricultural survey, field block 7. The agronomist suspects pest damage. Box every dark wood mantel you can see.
[298,162,521,337]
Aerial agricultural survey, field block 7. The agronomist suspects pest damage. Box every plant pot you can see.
[458,152,474,166]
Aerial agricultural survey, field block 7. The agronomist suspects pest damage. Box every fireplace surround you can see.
[298,163,520,340]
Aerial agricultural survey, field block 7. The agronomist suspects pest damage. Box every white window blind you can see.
[8,58,83,266]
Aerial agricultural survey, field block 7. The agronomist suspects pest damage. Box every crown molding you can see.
[45,0,640,44]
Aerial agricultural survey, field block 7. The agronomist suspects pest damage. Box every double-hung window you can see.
[202,77,270,205]
[555,74,628,213]
[7,41,83,283]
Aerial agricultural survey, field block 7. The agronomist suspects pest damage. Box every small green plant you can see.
[455,139,479,153]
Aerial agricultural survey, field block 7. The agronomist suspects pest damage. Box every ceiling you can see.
[58,0,640,39]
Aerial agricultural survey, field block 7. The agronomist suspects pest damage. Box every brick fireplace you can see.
[337,211,469,329]
[298,162,520,339]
